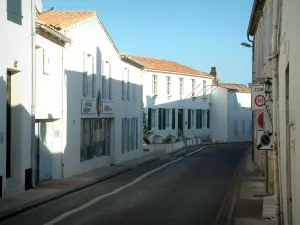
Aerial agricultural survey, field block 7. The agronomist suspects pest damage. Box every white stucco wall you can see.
[61,17,143,177]
[277,1,300,224]
[211,87,228,142]
[143,70,213,141]
[227,91,252,142]
[0,0,36,196]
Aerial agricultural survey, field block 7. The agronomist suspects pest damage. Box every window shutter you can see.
[122,68,125,100]
[207,110,210,128]
[163,108,166,129]
[196,109,199,129]
[43,48,50,75]
[172,108,176,129]
[200,109,203,128]
[109,63,112,99]
[92,56,96,97]
[82,52,88,96]
[7,0,22,25]
[188,109,191,129]
[127,69,130,101]
[148,108,152,130]
[158,108,162,130]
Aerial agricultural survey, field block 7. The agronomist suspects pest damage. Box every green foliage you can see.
[143,111,150,138]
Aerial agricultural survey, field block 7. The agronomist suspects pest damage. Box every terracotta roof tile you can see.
[37,10,96,30]
[121,53,213,78]
[218,83,251,93]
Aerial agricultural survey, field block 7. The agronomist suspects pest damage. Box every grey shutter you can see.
[148,108,152,130]
[200,109,203,128]
[158,108,162,130]
[172,108,176,129]
[188,109,191,129]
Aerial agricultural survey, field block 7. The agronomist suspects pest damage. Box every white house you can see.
[0,0,43,197]
[211,83,252,143]
[36,9,144,179]
[122,54,215,144]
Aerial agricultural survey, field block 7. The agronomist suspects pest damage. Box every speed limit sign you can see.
[252,84,265,110]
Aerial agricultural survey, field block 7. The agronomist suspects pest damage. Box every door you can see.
[178,109,184,136]
[37,121,53,182]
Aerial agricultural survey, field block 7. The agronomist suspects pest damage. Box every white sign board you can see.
[251,84,265,111]
[81,100,96,114]
[102,102,114,114]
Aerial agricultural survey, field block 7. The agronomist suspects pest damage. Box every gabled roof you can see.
[218,83,251,93]
[37,10,96,30]
[121,53,213,78]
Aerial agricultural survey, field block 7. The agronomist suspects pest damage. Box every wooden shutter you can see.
[188,109,191,129]
[172,108,176,129]
[200,109,203,128]
[148,108,152,130]
[207,110,210,128]
[163,108,167,129]
[158,108,162,130]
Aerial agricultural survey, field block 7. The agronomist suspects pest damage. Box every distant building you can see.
[211,83,252,143]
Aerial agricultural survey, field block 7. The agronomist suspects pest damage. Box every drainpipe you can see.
[268,0,281,223]
[30,0,37,187]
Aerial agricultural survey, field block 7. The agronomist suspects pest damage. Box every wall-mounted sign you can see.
[96,90,102,117]
[81,100,96,114]
[102,102,114,114]
[251,84,265,111]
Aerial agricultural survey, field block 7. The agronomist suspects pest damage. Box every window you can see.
[150,108,157,129]
[158,108,164,130]
[102,60,109,99]
[180,78,184,98]
[166,76,171,96]
[166,109,171,127]
[188,109,191,129]
[203,80,207,95]
[127,68,130,101]
[192,79,196,91]
[242,120,246,136]
[196,109,203,129]
[81,119,110,161]
[7,0,22,25]
[152,75,158,95]
[202,110,206,128]
[207,110,210,128]
[122,68,126,100]
[192,110,195,127]
[172,108,176,129]
[234,120,238,136]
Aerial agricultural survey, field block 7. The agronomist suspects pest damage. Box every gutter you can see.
[247,0,259,36]
[36,23,72,43]
[146,69,214,79]
[120,55,145,69]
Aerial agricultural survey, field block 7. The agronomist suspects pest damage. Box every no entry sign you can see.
[257,111,264,129]
[252,84,265,111]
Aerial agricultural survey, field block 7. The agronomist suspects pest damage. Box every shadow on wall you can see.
[63,46,143,176]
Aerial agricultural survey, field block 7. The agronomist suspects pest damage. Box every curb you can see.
[0,157,160,222]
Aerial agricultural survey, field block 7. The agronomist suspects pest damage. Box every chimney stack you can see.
[210,67,219,85]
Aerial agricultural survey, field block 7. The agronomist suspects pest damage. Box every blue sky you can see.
[43,0,253,85]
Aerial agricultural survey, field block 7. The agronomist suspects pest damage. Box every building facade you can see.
[0,0,43,197]
[123,54,215,144]
[211,83,252,143]
[248,0,300,224]
[36,10,145,179]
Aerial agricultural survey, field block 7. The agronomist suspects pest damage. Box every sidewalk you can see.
[230,152,275,225]
[0,153,160,221]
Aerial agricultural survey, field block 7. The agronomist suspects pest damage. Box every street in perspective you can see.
[1,0,299,225]
[1,143,249,225]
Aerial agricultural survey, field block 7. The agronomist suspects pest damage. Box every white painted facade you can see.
[143,70,214,143]
[57,16,144,178]
[0,0,43,197]
[211,87,252,143]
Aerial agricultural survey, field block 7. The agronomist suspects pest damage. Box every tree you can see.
[143,111,150,141]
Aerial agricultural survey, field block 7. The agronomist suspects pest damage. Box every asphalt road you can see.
[1,143,249,225]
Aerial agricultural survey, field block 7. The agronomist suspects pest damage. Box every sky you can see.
[43,0,253,85]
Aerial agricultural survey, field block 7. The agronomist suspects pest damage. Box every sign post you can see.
[251,84,265,111]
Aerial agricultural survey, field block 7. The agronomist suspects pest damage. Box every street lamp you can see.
[264,78,273,96]
[241,42,252,48]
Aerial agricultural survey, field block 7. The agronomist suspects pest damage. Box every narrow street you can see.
[1,143,249,225]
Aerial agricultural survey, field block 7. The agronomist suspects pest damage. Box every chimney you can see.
[210,67,219,85]
[248,83,252,88]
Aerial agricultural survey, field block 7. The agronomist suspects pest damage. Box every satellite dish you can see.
[35,0,43,13]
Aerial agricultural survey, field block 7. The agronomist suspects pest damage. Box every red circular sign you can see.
[255,94,265,107]
[257,112,264,129]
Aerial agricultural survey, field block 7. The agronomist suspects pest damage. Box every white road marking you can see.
[44,145,211,225]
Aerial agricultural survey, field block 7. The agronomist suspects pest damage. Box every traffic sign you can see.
[251,84,265,111]
[257,112,264,129]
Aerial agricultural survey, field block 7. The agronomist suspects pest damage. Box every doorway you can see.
[178,109,184,137]
[36,120,53,182]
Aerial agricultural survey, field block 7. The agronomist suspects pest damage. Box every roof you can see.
[121,53,213,78]
[36,22,71,44]
[37,10,96,30]
[218,83,251,93]
[247,0,266,36]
